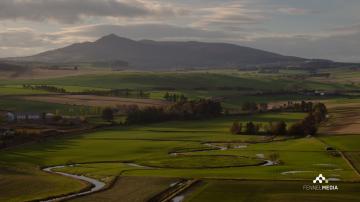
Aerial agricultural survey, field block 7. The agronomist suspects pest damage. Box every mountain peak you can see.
[96,34,134,43]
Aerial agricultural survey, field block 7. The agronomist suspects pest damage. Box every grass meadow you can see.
[0,71,359,202]
[1,112,359,201]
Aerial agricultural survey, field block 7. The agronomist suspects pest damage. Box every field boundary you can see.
[149,179,199,202]
[341,151,360,177]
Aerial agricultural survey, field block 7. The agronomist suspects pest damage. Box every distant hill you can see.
[0,62,27,71]
[8,34,309,70]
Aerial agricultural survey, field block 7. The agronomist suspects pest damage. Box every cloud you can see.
[0,0,184,24]
[0,0,359,62]
[193,3,267,31]
[277,7,310,15]
[242,27,360,62]
[0,28,51,47]
[2,22,360,62]
[0,46,47,58]
[51,23,234,42]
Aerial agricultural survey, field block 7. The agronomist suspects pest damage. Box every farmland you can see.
[0,70,359,202]
[23,95,169,108]
[1,2,360,200]
[0,97,98,116]
[1,110,359,201]
[319,101,360,135]
[0,71,357,113]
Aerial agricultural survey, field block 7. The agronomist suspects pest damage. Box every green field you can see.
[344,152,360,175]
[0,85,50,95]
[320,135,360,151]
[1,70,360,202]
[72,176,178,202]
[0,97,99,116]
[0,71,358,113]
[1,111,359,201]
[0,165,86,202]
[1,71,356,94]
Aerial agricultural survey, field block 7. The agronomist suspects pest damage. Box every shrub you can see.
[102,108,114,122]
[230,121,242,134]
[245,122,257,134]
[268,121,287,135]
[288,122,305,136]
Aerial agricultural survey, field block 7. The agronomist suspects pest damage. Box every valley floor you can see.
[0,105,359,202]
[1,70,360,202]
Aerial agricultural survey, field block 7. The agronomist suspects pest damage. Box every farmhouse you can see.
[10,112,45,122]
[2,112,56,122]
[0,127,15,137]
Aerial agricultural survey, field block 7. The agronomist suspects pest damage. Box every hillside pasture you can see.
[0,97,98,116]
[0,85,50,95]
[1,72,356,92]
[0,67,113,80]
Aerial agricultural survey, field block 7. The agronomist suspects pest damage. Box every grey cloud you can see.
[2,22,360,62]
[53,23,234,41]
[243,31,360,62]
[0,23,238,58]
[0,28,51,47]
[193,3,266,31]
[0,0,179,24]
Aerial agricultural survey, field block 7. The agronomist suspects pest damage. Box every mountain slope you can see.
[12,34,305,69]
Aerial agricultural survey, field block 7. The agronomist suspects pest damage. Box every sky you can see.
[0,0,359,62]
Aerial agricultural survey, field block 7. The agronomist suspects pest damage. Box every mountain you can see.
[9,34,306,70]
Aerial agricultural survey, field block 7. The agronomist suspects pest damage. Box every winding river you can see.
[41,165,106,202]
[41,143,274,201]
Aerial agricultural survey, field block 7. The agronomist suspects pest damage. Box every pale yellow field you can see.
[320,102,360,135]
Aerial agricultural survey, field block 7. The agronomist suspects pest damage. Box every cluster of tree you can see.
[289,101,315,112]
[102,107,115,122]
[258,69,279,74]
[230,121,263,135]
[242,102,268,112]
[163,92,188,102]
[231,102,327,136]
[91,60,129,69]
[216,86,254,91]
[22,84,67,93]
[287,103,327,136]
[83,89,148,98]
[270,101,328,114]
[125,99,222,124]
[266,121,287,135]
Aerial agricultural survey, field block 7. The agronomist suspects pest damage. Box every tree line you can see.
[163,92,188,102]
[81,89,149,98]
[124,99,222,124]
[231,102,327,136]
[23,84,66,93]
[241,100,325,113]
